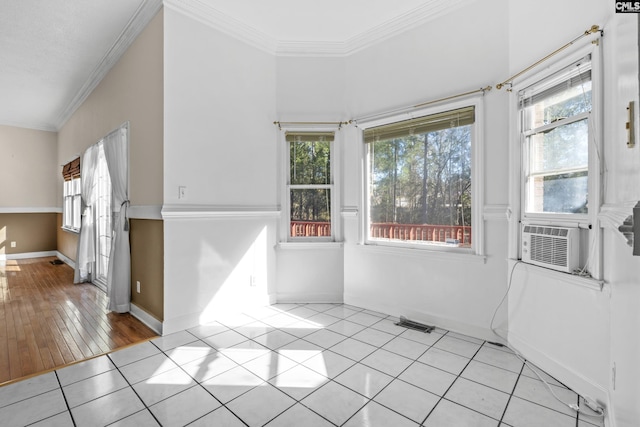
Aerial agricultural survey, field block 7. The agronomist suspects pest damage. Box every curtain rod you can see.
[273,121,351,130]
[353,85,491,125]
[496,24,602,90]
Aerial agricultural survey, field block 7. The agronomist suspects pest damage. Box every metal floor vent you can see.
[395,316,434,333]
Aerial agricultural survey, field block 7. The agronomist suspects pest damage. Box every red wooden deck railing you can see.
[290,221,471,245]
[370,223,471,245]
[291,221,331,237]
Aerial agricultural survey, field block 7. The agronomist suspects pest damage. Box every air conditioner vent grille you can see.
[530,235,569,267]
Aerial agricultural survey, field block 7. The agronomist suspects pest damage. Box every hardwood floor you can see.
[0,257,157,384]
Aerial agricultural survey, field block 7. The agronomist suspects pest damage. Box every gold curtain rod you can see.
[413,86,492,109]
[496,24,602,90]
[273,121,351,130]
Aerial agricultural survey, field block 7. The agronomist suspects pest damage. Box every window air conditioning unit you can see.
[521,225,579,273]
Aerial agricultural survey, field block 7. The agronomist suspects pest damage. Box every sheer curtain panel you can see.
[103,124,131,313]
[74,145,99,283]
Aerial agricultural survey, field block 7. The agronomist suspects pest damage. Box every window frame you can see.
[520,56,593,225]
[62,176,82,233]
[510,42,603,279]
[358,97,485,255]
[279,125,341,243]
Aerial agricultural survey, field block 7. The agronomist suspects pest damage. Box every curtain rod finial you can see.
[587,25,600,35]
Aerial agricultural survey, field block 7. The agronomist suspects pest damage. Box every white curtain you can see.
[73,145,99,283]
[103,125,130,313]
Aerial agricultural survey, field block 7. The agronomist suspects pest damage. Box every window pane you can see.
[528,171,588,214]
[525,84,591,130]
[290,189,331,237]
[64,197,72,228]
[369,124,472,247]
[290,140,331,185]
[73,195,82,229]
[529,119,588,173]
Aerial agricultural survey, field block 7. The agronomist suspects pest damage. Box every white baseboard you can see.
[55,252,75,269]
[275,292,343,304]
[130,304,163,336]
[509,331,611,424]
[344,292,497,342]
[0,251,57,261]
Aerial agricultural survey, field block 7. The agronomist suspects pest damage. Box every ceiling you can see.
[0,0,457,132]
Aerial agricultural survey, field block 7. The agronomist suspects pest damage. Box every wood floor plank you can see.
[0,257,157,384]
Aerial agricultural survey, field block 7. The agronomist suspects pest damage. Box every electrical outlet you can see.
[136,281,141,293]
[10,241,16,248]
[249,275,256,287]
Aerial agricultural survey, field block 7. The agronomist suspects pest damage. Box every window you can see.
[364,105,476,249]
[521,56,592,217]
[286,131,334,240]
[62,158,81,232]
[94,142,112,289]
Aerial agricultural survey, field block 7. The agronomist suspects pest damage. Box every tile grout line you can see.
[332,322,449,426]
[54,370,77,427]
[419,339,490,425]
[104,351,163,426]
[496,357,526,426]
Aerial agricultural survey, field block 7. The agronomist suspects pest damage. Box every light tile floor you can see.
[0,303,606,427]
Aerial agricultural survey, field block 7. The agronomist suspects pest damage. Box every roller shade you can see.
[285,132,334,143]
[364,106,475,143]
[62,157,80,181]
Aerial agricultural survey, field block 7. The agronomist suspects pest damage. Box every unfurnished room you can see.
[0,1,639,426]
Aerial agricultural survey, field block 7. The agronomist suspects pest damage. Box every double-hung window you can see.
[285,131,334,240]
[62,158,81,232]
[521,56,592,218]
[518,53,601,278]
[363,103,480,251]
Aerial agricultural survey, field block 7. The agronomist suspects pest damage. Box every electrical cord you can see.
[489,260,605,418]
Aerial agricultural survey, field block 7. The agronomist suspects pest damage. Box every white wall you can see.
[505,2,639,426]
[274,56,347,301]
[163,8,278,333]
[601,13,640,427]
[342,0,511,340]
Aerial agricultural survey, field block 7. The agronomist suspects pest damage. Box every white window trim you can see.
[278,124,342,243]
[357,96,485,256]
[508,41,603,280]
[62,177,82,234]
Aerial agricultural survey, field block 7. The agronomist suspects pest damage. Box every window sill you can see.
[361,242,486,263]
[277,241,344,251]
[514,260,604,291]
[61,226,80,235]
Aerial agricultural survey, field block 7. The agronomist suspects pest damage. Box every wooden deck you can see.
[0,257,157,385]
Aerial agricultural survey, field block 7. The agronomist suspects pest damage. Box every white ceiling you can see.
[0,0,456,132]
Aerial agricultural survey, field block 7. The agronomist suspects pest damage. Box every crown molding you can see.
[0,118,57,132]
[163,0,278,54]
[277,0,474,57]
[53,0,163,130]
[166,0,473,57]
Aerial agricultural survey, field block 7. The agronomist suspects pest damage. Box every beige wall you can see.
[56,10,164,317]
[56,213,77,261]
[0,125,58,208]
[130,219,164,321]
[57,11,163,207]
[0,213,57,255]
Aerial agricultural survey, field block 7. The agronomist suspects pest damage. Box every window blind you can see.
[363,106,475,144]
[285,132,335,143]
[62,157,80,181]
[519,56,592,108]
